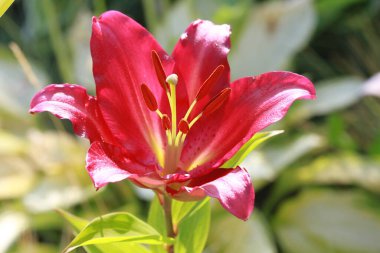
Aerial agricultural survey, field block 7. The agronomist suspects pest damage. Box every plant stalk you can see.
[163,194,175,253]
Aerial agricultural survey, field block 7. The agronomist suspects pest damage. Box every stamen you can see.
[195,65,225,100]
[151,50,169,91]
[202,88,231,116]
[162,114,171,130]
[178,119,190,134]
[166,74,178,86]
[141,83,158,111]
[166,74,178,141]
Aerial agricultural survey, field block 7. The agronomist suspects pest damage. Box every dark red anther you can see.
[202,88,231,116]
[178,119,190,134]
[195,65,225,100]
[151,50,169,91]
[162,114,171,130]
[141,84,158,111]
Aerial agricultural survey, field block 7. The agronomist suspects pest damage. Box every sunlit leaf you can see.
[0,211,28,253]
[291,77,364,121]
[222,130,283,168]
[230,0,316,78]
[273,189,380,253]
[64,212,167,252]
[147,196,166,253]
[362,72,380,97]
[57,209,88,234]
[171,199,200,226]
[174,198,210,253]
[0,0,14,17]
[59,210,150,253]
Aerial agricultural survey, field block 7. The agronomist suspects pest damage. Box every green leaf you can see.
[174,198,211,253]
[147,196,166,253]
[273,189,380,253]
[0,0,14,17]
[64,212,166,253]
[222,130,283,168]
[147,196,166,235]
[229,0,316,78]
[58,210,151,253]
[171,199,198,226]
[57,209,88,233]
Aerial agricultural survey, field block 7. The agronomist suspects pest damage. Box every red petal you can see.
[181,71,316,172]
[29,84,115,143]
[172,20,231,120]
[91,11,174,165]
[86,141,163,189]
[172,167,254,220]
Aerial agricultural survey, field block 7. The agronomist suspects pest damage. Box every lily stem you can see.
[163,194,175,253]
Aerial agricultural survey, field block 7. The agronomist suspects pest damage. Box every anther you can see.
[178,119,190,134]
[141,83,158,111]
[196,65,225,100]
[151,50,169,91]
[166,74,178,86]
[162,114,171,130]
[202,88,231,116]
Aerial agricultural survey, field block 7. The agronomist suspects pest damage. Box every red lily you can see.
[29,11,315,220]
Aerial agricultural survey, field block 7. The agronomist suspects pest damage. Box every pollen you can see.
[202,88,231,116]
[166,74,178,86]
[178,119,190,134]
[141,84,158,111]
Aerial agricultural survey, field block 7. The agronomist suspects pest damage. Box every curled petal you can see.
[181,71,316,173]
[171,167,254,220]
[86,141,163,189]
[29,84,114,143]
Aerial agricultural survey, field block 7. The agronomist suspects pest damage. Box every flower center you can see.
[141,50,230,175]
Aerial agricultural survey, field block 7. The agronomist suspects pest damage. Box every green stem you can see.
[163,194,175,253]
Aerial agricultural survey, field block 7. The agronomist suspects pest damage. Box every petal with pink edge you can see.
[91,10,174,165]
[181,71,316,173]
[172,167,254,220]
[29,84,115,143]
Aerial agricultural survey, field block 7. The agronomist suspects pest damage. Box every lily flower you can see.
[30,11,315,220]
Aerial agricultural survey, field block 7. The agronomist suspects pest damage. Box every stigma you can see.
[141,50,230,175]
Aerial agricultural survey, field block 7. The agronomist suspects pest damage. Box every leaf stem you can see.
[163,194,175,253]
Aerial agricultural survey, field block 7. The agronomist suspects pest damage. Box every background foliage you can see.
[0,0,380,252]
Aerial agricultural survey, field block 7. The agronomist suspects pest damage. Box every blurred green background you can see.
[0,0,380,252]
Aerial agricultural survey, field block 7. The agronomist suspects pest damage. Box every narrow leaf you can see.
[174,198,211,253]
[58,209,151,253]
[57,209,88,233]
[147,195,166,253]
[222,130,283,168]
[0,0,14,17]
[64,212,166,253]
[171,199,198,226]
